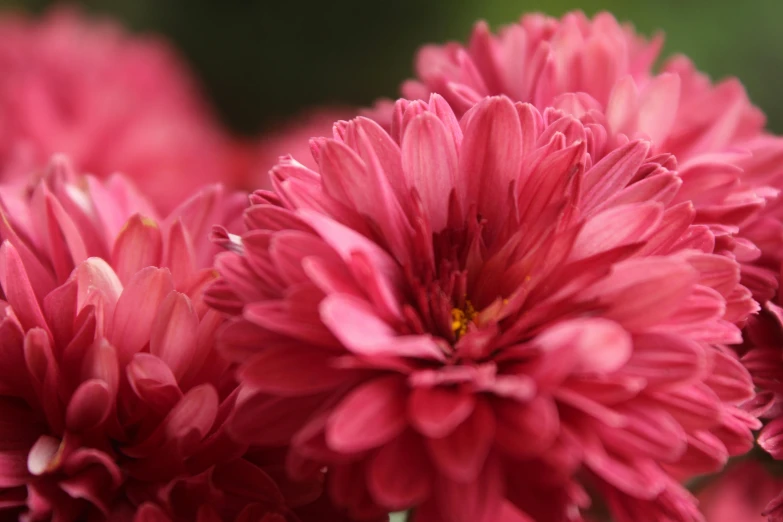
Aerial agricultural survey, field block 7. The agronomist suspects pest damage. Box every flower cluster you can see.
[1,6,783,522]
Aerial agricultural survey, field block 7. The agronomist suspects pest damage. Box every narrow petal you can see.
[402,112,458,232]
[458,96,523,227]
[149,291,199,382]
[111,215,163,285]
[110,267,174,364]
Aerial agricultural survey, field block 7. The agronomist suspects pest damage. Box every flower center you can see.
[451,300,477,340]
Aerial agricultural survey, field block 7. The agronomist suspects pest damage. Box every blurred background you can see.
[1,0,781,135]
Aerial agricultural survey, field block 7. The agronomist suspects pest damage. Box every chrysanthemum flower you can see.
[208,95,760,522]
[0,7,238,213]
[368,10,783,302]
[0,157,366,521]
[695,461,783,522]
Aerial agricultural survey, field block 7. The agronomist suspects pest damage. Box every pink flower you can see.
[0,7,239,213]
[208,95,759,522]
[696,461,783,522]
[740,267,783,521]
[0,157,366,521]
[238,109,355,192]
[369,10,783,301]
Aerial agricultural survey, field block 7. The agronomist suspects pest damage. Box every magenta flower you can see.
[367,11,783,302]
[208,95,759,522]
[0,158,366,521]
[0,7,239,213]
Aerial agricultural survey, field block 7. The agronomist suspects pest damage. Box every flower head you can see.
[368,10,783,301]
[0,7,238,213]
[209,95,759,522]
[0,157,363,521]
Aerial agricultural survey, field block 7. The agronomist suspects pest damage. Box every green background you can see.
[1,0,781,135]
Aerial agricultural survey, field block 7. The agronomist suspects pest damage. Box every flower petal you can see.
[326,375,408,453]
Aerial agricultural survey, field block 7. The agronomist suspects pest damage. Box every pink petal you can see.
[317,136,411,261]
[61,447,122,489]
[110,266,174,364]
[624,333,706,386]
[0,242,49,334]
[494,396,559,458]
[427,399,496,482]
[41,189,90,279]
[435,455,504,522]
[402,112,458,232]
[582,436,666,499]
[320,293,444,360]
[326,375,408,453]
[74,258,123,314]
[597,406,687,462]
[636,73,680,145]
[59,466,114,515]
[408,385,476,438]
[164,219,197,290]
[65,379,111,433]
[458,96,523,228]
[298,209,402,284]
[605,75,640,136]
[705,350,754,403]
[82,339,120,398]
[134,503,171,522]
[760,417,783,459]
[149,291,199,382]
[368,431,432,509]
[124,384,218,457]
[581,140,650,212]
[0,207,57,301]
[571,202,663,260]
[586,258,699,331]
[535,318,633,374]
[111,214,163,285]
[127,353,183,414]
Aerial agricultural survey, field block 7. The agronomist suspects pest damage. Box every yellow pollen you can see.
[140,216,159,228]
[451,300,477,339]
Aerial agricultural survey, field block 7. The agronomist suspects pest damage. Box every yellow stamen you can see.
[140,216,159,228]
[451,300,477,339]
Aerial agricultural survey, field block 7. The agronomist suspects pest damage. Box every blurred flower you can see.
[237,109,354,192]
[696,461,783,522]
[741,266,783,522]
[371,10,783,302]
[208,95,759,522]
[0,7,240,214]
[0,157,364,521]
